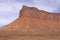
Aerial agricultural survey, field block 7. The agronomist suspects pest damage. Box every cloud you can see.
[0,1,19,27]
[0,0,32,27]
[33,0,60,13]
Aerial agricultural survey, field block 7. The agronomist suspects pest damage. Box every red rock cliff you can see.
[0,5,60,40]
[20,5,60,22]
[2,5,60,29]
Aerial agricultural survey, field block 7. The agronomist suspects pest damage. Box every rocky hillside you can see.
[0,5,60,40]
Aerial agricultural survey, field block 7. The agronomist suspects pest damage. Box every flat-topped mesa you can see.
[19,5,60,22]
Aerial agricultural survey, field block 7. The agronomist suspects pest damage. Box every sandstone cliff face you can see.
[0,5,60,40]
[20,5,60,22]
[1,5,60,32]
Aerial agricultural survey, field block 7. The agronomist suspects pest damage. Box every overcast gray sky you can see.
[0,0,60,27]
